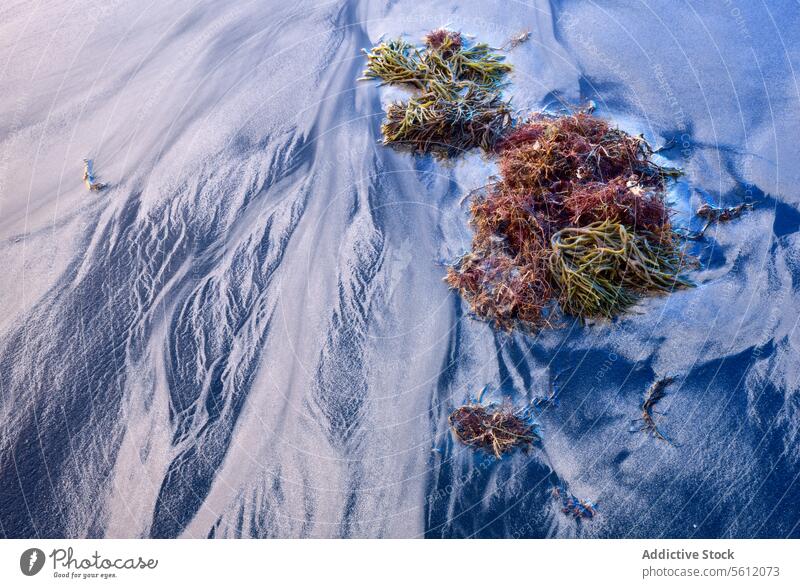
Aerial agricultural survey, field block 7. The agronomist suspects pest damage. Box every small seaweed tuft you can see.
[424,28,463,53]
[553,485,597,519]
[449,400,539,458]
[685,201,754,239]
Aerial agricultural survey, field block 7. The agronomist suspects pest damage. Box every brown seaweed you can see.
[449,401,539,457]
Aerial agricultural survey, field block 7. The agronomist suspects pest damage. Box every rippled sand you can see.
[1,0,798,538]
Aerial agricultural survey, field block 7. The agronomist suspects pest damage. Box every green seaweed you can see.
[549,219,692,318]
[360,29,513,156]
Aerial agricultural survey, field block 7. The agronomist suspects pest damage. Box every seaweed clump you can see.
[446,112,693,329]
[360,29,512,156]
[449,401,539,457]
